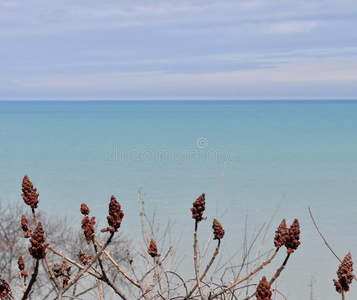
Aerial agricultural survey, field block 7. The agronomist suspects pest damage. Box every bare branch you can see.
[308,207,342,262]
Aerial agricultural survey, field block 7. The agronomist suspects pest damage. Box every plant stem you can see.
[47,245,101,279]
[57,232,114,298]
[269,253,290,286]
[31,208,61,290]
[92,237,129,300]
[193,221,205,300]
[97,237,141,288]
[21,259,39,300]
[209,248,279,299]
[186,239,221,299]
[308,207,341,262]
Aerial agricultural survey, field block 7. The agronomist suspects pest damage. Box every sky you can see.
[1,0,357,100]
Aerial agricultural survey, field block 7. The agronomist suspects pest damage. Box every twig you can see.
[186,240,221,299]
[139,264,168,300]
[58,232,115,297]
[262,196,284,245]
[7,294,16,300]
[92,237,129,300]
[272,288,288,300]
[308,207,342,262]
[96,279,103,300]
[201,240,221,282]
[199,231,213,265]
[139,190,150,248]
[269,253,290,286]
[47,245,101,279]
[216,162,226,218]
[209,248,279,299]
[309,207,357,286]
[18,272,26,293]
[103,249,141,288]
[94,236,142,290]
[217,283,257,300]
[242,291,255,300]
[166,270,188,296]
[139,247,172,282]
[21,259,39,300]
[73,284,98,298]
[41,286,57,300]
[138,252,175,300]
[193,221,205,300]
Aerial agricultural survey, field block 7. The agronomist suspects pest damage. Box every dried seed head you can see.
[148,239,160,258]
[333,252,355,293]
[256,276,272,300]
[80,203,90,215]
[191,193,206,223]
[212,219,225,240]
[62,261,71,287]
[285,219,301,254]
[0,275,11,299]
[53,261,71,287]
[21,175,39,209]
[18,255,28,277]
[77,250,92,265]
[81,215,96,244]
[18,255,25,271]
[29,222,48,260]
[53,263,62,276]
[274,219,288,248]
[21,214,32,238]
[101,195,124,233]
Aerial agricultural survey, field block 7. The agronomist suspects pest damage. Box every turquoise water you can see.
[1,100,356,299]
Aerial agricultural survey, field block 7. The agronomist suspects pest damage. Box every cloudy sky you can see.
[1,0,357,100]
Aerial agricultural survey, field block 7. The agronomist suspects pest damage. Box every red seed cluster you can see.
[81,215,96,244]
[212,219,225,240]
[29,222,48,260]
[274,219,288,248]
[80,203,90,215]
[148,239,160,258]
[256,276,272,300]
[18,255,29,278]
[0,275,11,299]
[18,255,25,271]
[333,252,355,293]
[285,219,301,254]
[21,175,39,209]
[191,193,206,223]
[101,195,124,233]
[21,214,32,238]
[77,250,92,265]
[53,261,71,287]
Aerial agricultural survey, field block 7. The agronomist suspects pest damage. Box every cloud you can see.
[0,0,357,99]
[260,21,320,35]
[1,0,355,36]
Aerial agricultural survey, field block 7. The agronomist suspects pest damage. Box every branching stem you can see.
[21,259,39,300]
[57,232,114,298]
[209,248,279,299]
[186,239,221,299]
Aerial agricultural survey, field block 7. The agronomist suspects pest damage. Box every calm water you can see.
[1,100,356,299]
